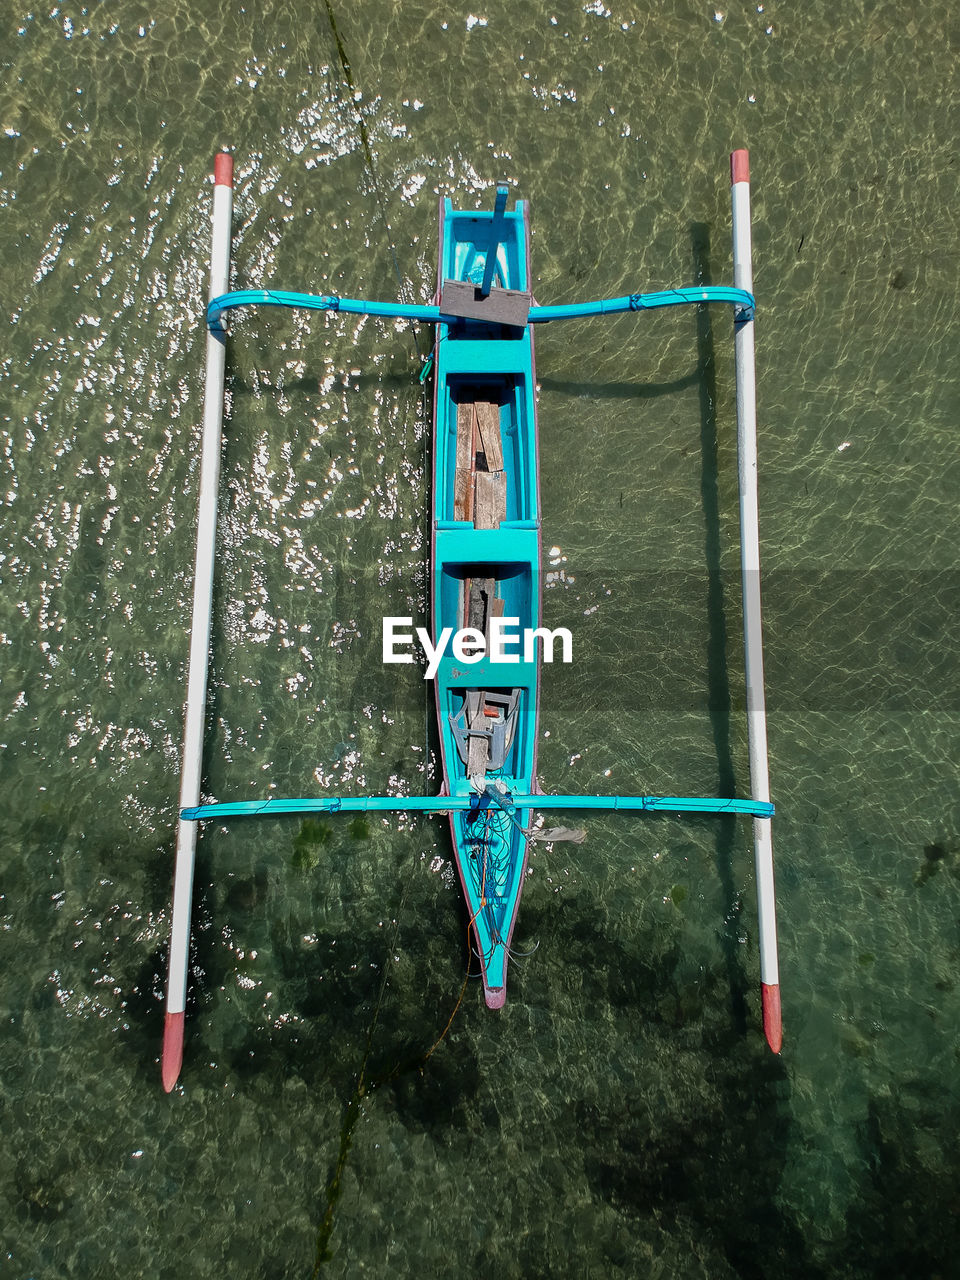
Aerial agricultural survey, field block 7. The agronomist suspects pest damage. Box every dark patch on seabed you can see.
[835,1084,960,1278]
[577,1054,809,1280]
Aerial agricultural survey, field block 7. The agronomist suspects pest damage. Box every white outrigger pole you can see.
[162,153,234,1091]
[730,149,781,1053]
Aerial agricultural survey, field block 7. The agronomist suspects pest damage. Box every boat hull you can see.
[430,195,541,1006]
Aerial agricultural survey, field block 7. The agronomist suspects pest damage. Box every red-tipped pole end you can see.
[162,1011,185,1092]
[213,151,234,188]
[731,148,750,185]
[761,983,782,1054]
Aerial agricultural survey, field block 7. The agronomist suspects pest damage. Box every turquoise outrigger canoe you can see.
[163,152,781,1090]
[429,192,541,1007]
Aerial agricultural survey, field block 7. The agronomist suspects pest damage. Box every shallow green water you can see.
[2,1,960,1275]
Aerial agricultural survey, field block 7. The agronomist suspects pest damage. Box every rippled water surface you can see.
[2,2,960,1276]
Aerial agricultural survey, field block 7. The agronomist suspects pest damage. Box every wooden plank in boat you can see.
[466,687,489,777]
[474,470,507,529]
[456,402,475,470]
[467,578,487,632]
[475,400,504,471]
[487,594,505,644]
[454,402,476,522]
[480,578,496,633]
[454,469,474,522]
[467,732,489,777]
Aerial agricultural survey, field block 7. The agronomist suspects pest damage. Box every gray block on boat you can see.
[440,279,531,327]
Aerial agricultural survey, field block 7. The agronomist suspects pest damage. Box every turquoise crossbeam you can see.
[181,793,774,821]
[527,286,754,321]
[205,285,755,330]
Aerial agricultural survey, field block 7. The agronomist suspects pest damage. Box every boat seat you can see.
[439,278,531,328]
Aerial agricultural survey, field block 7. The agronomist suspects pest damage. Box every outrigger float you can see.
[162,150,780,1091]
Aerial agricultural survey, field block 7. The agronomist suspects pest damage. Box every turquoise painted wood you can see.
[205,285,756,330]
[181,795,774,820]
[429,195,540,1008]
